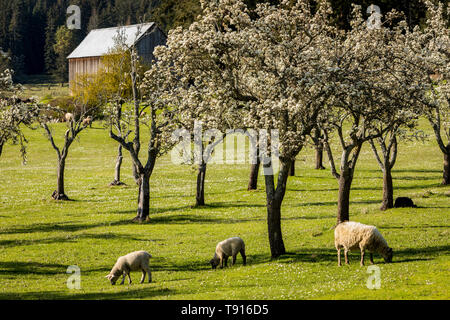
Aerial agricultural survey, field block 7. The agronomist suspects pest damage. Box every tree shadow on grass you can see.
[378,225,450,230]
[0,287,176,300]
[0,261,68,275]
[392,176,442,181]
[290,182,443,193]
[148,213,265,225]
[392,169,442,174]
[292,199,380,207]
[205,202,265,209]
[0,219,135,235]
[0,230,160,249]
[390,246,450,263]
[111,204,194,216]
[245,244,450,266]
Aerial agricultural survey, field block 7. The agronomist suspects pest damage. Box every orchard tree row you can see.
[0,0,448,258]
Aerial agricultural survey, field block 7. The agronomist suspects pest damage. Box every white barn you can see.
[67,22,166,91]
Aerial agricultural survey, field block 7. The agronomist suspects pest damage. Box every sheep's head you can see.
[210,257,220,269]
[105,273,120,285]
[383,248,393,263]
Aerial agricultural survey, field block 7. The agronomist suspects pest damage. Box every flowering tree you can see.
[152,16,246,207]
[244,0,335,256]
[0,68,40,162]
[154,0,332,256]
[399,1,449,185]
[321,6,421,223]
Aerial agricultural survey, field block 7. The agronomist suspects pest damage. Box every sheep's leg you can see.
[337,248,341,266]
[220,257,224,269]
[224,256,229,267]
[240,249,246,266]
[146,267,152,283]
[344,249,349,265]
[140,270,146,284]
[370,253,374,264]
[232,255,237,266]
[120,273,126,285]
[360,249,365,266]
[127,273,132,284]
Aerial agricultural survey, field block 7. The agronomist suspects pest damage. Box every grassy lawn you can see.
[0,119,448,300]
[18,75,69,101]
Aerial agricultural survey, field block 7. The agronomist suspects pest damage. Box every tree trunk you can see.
[110,144,125,186]
[337,169,353,224]
[443,145,449,185]
[315,142,325,170]
[264,160,290,258]
[196,162,207,206]
[380,168,394,211]
[0,142,3,158]
[53,157,69,200]
[289,160,295,176]
[248,159,260,190]
[267,197,285,258]
[135,172,150,222]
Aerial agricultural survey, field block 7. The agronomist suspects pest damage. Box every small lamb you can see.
[105,251,152,285]
[335,221,393,266]
[210,237,246,269]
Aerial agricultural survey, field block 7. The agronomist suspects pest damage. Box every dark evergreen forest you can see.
[0,0,445,77]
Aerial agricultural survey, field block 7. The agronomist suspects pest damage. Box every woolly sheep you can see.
[210,237,246,269]
[65,113,74,123]
[394,197,417,208]
[334,221,393,266]
[105,251,152,285]
[82,116,93,128]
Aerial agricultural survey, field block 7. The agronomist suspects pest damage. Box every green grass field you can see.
[18,75,69,101]
[0,119,448,300]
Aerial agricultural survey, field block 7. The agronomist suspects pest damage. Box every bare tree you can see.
[41,108,91,200]
[109,41,177,222]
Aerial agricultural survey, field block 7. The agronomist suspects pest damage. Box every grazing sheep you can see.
[82,116,93,128]
[394,197,417,208]
[65,113,74,123]
[334,221,393,266]
[210,237,246,269]
[105,251,152,285]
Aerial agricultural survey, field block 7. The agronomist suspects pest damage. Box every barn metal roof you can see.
[67,22,155,59]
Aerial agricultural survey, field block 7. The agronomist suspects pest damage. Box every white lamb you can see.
[105,251,152,285]
[210,237,246,269]
[334,221,393,266]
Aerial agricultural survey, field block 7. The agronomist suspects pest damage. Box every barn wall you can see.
[68,57,102,93]
[68,25,166,94]
[136,27,167,65]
